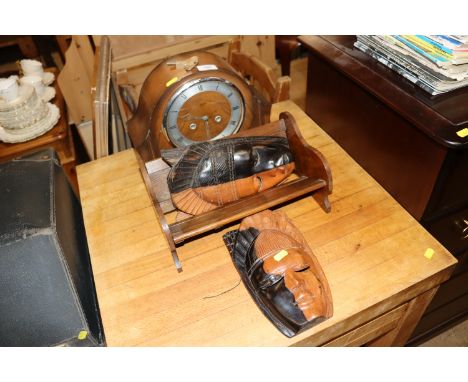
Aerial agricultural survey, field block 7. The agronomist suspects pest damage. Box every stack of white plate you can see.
[0,60,60,143]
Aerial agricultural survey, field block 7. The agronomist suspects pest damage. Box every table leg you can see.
[368,287,439,346]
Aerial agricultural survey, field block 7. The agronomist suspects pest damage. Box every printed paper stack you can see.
[354,35,468,95]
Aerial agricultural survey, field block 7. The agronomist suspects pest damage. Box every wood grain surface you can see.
[77,100,456,346]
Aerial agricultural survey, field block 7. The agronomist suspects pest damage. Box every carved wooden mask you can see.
[224,210,333,337]
[161,136,295,215]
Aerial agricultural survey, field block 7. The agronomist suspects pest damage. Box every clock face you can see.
[162,77,245,147]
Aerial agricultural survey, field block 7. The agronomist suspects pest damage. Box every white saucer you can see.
[41,86,56,102]
[0,103,60,143]
[42,72,55,86]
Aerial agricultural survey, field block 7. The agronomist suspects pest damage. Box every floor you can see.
[419,319,468,346]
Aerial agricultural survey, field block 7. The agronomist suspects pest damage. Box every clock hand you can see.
[180,113,209,121]
[202,116,211,139]
[179,113,192,121]
[183,115,210,133]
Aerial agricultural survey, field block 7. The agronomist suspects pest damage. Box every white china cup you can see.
[20,59,44,77]
[0,76,20,102]
[20,75,45,97]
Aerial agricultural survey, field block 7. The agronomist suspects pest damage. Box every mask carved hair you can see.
[223,210,333,337]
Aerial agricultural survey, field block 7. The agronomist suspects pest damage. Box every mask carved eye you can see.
[258,273,283,289]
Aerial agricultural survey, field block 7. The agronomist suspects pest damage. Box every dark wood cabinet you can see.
[299,35,468,344]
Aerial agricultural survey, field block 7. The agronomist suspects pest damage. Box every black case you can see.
[0,148,105,346]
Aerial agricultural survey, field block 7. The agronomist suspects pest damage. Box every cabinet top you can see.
[299,35,468,148]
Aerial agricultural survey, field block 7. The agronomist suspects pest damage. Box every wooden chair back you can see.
[228,39,290,104]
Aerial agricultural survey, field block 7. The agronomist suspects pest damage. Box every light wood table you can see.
[77,100,457,346]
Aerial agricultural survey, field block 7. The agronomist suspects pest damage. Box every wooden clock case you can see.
[128,51,270,161]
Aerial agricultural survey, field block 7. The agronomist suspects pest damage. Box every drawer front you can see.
[322,304,408,347]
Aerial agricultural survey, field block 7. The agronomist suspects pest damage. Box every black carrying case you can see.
[0,148,105,346]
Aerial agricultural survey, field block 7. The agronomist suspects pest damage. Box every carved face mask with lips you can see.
[223,210,333,337]
[162,136,295,215]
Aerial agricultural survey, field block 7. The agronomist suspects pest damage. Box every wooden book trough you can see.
[137,112,332,272]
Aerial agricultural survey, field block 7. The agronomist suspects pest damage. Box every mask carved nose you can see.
[276,152,291,167]
[285,269,301,287]
[254,176,263,191]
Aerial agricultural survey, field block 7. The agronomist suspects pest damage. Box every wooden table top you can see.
[77,100,456,346]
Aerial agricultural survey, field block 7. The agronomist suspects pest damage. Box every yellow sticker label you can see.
[274,249,289,262]
[78,330,88,340]
[456,128,468,138]
[424,248,434,260]
[166,77,179,87]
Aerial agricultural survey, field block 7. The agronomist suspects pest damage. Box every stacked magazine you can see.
[354,35,468,95]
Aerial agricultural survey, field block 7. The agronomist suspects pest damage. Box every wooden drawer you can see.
[293,303,408,347]
[322,304,408,347]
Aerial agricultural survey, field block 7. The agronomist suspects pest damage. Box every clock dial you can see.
[163,78,245,147]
